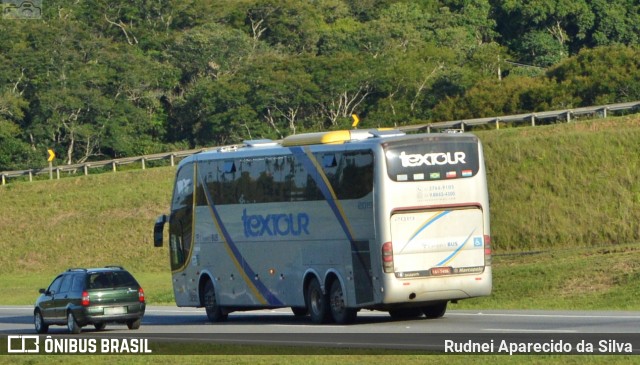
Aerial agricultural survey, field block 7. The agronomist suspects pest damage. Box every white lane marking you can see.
[449,312,640,319]
[485,328,578,333]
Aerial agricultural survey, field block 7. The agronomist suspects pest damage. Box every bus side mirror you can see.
[154,214,168,247]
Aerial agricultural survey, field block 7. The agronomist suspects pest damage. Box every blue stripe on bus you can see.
[289,146,356,242]
[436,230,474,267]
[400,210,451,253]
[198,170,284,306]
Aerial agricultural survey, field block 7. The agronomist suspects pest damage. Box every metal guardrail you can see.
[399,100,640,132]
[0,148,209,185]
[2,100,639,185]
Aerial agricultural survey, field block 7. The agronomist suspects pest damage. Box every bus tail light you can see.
[81,291,90,307]
[484,235,492,266]
[382,241,394,273]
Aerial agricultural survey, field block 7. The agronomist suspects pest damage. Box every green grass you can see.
[476,116,640,251]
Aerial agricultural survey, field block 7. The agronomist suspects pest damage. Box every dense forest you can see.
[1,0,639,171]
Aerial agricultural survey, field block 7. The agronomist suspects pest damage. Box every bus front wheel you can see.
[202,280,228,322]
[306,278,330,324]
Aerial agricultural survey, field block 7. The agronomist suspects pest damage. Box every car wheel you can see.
[306,278,330,324]
[202,280,227,322]
[328,280,357,324]
[34,310,48,334]
[126,318,141,330]
[67,311,81,334]
[94,322,106,331]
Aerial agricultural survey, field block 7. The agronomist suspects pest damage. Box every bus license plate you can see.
[431,267,452,276]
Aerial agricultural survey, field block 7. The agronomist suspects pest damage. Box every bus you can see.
[153,129,492,324]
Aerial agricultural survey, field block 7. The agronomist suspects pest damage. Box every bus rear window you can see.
[384,136,480,182]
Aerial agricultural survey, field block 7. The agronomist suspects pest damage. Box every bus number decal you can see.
[242,209,310,237]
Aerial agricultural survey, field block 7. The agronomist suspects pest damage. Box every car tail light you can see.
[484,234,492,266]
[382,241,394,273]
[81,291,90,306]
[138,288,145,303]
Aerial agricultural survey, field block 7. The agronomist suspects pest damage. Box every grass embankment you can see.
[0,116,639,309]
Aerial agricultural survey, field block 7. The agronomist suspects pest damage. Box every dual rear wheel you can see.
[306,278,357,324]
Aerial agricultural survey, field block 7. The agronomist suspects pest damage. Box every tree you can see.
[494,0,595,65]
[546,45,640,105]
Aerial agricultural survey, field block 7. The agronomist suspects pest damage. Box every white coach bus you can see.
[153,129,492,324]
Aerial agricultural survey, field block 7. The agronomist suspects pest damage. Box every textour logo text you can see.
[399,151,466,167]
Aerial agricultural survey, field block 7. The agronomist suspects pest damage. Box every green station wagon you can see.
[34,266,146,334]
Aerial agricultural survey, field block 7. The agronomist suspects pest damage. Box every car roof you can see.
[64,266,128,274]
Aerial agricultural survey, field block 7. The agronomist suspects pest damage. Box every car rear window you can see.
[88,271,138,289]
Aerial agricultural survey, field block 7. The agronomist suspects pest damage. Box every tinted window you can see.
[88,271,138,289]
[58,275,73,294]
[170,163,194,271]
[47,276,64,294]
[384,136,480,182]
[196,150,372,206]
[318,150,373,200]
[71,275,85,292]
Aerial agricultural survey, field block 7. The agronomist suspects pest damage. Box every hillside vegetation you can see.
[1,117,639,308]
[477,116,640,250]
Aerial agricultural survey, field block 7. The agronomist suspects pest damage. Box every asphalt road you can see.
[2,306,639,354]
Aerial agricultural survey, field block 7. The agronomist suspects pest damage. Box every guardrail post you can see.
[602,107,608,118]
[566,111,572,123]
[531,115,536,126]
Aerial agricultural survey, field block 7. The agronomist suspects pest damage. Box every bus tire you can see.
[422,301,447,319]
[306,278,330,324]
[202,280,227,322]
[329,280,357,324]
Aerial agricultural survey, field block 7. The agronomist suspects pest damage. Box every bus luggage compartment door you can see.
[390,208,486,278]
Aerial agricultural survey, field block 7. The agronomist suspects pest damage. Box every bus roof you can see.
[181,129,478,165]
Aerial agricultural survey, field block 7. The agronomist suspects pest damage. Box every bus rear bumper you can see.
[379,267,492,305]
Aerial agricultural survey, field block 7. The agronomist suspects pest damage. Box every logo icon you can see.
[2,0,42,19]
[7,335,40,353]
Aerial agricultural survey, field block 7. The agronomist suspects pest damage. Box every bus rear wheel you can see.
[329,280,357,324]
[422,301,447,319]
[202,280,227,322]
[306,278,330,324]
